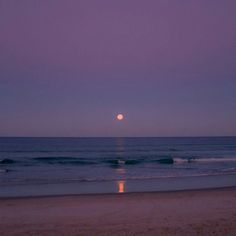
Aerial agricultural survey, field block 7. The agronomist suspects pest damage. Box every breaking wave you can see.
[32,157,97,165]
[0,159,16,164]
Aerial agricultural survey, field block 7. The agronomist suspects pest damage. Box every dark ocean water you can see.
[0,137,236,196]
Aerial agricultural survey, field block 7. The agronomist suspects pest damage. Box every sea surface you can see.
[0,137,236,197]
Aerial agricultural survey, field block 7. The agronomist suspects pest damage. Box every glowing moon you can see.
[117,114,124,121]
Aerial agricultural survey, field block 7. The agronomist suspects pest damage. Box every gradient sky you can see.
[0,0,236,137]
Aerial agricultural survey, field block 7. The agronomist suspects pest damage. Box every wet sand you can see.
[0,187,236,236]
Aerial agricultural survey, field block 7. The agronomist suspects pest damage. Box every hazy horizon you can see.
[1,136,236,138]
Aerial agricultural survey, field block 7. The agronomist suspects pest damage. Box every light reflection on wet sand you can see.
[117,180,125,193]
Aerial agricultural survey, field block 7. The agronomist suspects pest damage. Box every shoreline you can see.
[0,185,235,200]
[1,186,235,236]
[1,173,236,198]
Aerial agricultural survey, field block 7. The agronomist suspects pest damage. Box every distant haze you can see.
[0,0,236,137]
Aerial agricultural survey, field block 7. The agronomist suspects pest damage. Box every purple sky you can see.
[0,0,236,137]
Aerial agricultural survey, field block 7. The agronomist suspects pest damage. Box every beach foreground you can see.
[0,188,235,236]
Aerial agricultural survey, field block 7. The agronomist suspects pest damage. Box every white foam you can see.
[195,157,236,162]
[173,157,236,163]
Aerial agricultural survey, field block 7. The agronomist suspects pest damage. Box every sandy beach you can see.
[0,187,235,236]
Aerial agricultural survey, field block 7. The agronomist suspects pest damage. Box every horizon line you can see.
[0,135,236,138]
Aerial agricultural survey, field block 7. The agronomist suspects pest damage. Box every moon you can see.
[117,114,124,121]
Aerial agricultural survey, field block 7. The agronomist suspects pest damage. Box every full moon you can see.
[117,114,124,121]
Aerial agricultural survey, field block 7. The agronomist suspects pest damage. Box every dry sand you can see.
[0,187,236,236]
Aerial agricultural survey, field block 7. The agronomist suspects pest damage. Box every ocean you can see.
[0,137,236,197]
